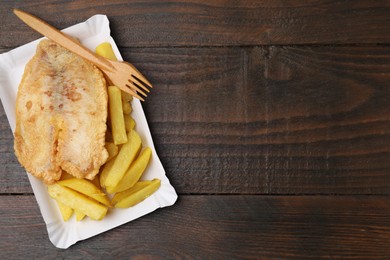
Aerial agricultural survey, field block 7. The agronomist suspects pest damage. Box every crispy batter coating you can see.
[14,39,108,184]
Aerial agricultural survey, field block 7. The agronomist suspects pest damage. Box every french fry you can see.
[113,179,161,208]
[111,180,151,205]
[108,86,127,145]
[56,201,73,221]
[48,42,157,222]
[48,184,108,220]
[100,158,115,188]
[96,43,133,114]
[96,43,133,115]
[105,142,118,161]
[121,91,133,103]
[75,210,86,221]
[97,43,130,119]
[104,130,142,191]
[124,114,135,132]
[57,178,111,207]
[108,147,152,193]
[95,42,118,61]
[122,100,132,114]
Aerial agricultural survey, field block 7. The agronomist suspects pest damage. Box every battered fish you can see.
[14,39,108,184]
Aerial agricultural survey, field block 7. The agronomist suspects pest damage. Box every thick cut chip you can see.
[105,142,118,161]
[122,100,132,114]
[100,158,115,188]
[14,39,108,184]
[112,179,161,208]
[108,86,127,145]
[107,147,152,193]
[75,210,86,221]
[48,184,108,220]
[111,181,152,205]
[95,42,118,61]
[121,91,134,103]
[104,130,142,191]
[124,114,135,132]
[57,178,111,207]
[56,201,73,221]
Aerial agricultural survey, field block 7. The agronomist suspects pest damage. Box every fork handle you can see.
[14,9,114,72]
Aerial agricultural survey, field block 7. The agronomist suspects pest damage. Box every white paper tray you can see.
[0,15,177,249]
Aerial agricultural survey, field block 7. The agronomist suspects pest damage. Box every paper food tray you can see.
[0,15,177,249]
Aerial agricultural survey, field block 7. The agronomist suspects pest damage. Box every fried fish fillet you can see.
[14,39,108,184]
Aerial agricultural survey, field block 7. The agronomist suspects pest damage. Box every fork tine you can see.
[122,85,144,101]
[128,82,148,97]
[131,69,153,88]
[129,78,150,93]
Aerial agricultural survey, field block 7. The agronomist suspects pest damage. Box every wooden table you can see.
[1,1,390,258]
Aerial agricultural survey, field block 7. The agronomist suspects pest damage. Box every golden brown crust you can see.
[14,39,108,184]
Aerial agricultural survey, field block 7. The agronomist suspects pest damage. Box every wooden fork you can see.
[13,9,152,101]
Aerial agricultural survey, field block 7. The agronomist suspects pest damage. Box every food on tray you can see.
[14,39,108,184]
[108,147,152,193]
[112,179,161,208]
[57,178,111,207]
[95,42,118,61]
[99,158,115,189]
[121,91,134,104]
[57,201,73,221]
[105,142,118,161]
[50,178,109,220]
[103,129,142,191]
[124,114,135,132]
[108,86,128,145]
[14,40,160,221]
[75,210,86,221]
[48,184,108,220]
[122,100,132,114]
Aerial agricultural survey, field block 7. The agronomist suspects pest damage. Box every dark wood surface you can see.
[1,1,390,258]
[2,195,390,259]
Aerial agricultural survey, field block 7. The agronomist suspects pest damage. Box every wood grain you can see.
[0,101,31,193]
[139,46,390,194]
[1,46,390,194]
[2,0,390,48]
[1,195,390,259]
[1,1,390,258]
